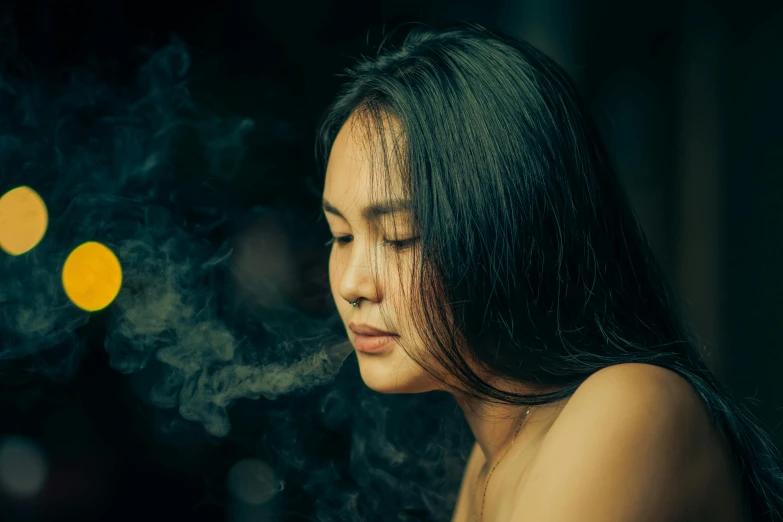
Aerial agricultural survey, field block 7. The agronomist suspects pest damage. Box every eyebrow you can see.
[322,197,412,222]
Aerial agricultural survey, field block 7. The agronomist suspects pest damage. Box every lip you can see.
[352,333,398,354]
[349,322,396,336]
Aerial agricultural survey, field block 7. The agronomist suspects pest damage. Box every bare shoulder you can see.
[512,363,725,522]
[568,362,708,418]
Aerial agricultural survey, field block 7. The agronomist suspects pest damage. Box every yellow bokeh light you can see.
[62,241,123,312]
[0,186,48,256]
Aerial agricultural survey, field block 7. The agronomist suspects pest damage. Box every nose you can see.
[336,240,381,306]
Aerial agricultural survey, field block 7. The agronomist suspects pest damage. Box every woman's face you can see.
[322,113,441,394]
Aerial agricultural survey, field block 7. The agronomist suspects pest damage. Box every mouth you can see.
[348,322,396,336]
[351,333,399,354]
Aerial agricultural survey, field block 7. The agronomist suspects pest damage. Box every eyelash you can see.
[324,235,419,250]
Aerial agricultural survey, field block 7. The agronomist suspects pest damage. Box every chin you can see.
[355,349,439,394]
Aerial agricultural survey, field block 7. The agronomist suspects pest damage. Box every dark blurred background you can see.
[0,0,781,521]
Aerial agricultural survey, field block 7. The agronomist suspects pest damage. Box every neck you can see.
[452,379,568,465]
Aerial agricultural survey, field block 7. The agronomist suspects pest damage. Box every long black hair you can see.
[315,22,783,520]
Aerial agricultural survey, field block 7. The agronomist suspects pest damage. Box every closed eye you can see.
[324,236,419,250]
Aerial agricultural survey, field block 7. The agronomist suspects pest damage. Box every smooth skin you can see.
[503,363,750,522]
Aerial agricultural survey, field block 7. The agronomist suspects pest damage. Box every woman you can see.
[316,22,783,521]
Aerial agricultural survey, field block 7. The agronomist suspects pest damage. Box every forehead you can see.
[323,111,407,216]
[324,114,371,192]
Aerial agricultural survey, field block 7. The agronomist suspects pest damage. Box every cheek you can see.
[384,259,412,308]
[328,250,341,297]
